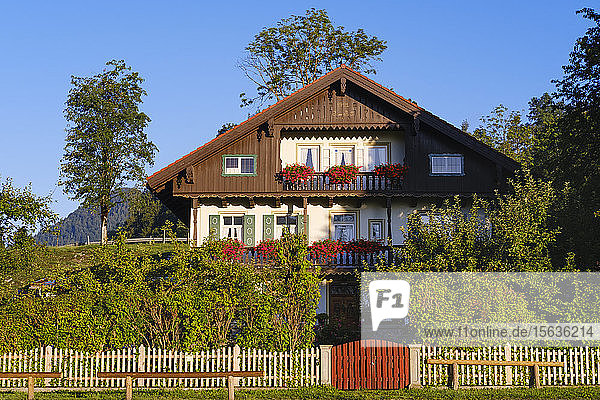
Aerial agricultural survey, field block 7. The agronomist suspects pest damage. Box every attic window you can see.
[222,155,257,176]
[430,154,464,176]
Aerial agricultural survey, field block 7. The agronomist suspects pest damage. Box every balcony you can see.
[275,172,403,194]
[238,247,403,269]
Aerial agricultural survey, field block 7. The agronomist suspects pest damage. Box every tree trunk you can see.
[100,205,108,245]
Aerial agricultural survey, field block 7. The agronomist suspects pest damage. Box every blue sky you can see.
[0,0,593,217]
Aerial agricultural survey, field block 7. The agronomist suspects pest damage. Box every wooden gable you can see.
[276,80,405,131]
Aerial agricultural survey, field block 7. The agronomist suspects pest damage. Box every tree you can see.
[471,105,534,165]
[123,188,186,238]
[529,8,600,267]
[238,8,387,108]
[60,60,157,244]
[0,176,57,248]
[217,122,237,137]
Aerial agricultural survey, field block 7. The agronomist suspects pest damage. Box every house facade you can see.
[147,66,519,319]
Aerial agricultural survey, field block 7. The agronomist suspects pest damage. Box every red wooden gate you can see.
[331,340,410,389]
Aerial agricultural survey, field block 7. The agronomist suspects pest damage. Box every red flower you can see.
[343,239,384,254]
[281,164,315,183]
[309,239,344,261]
[373,163,408,180]
[256,239,279,258]
[326,165,360,184]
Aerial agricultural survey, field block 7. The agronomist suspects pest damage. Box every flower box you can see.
[326,165,360,184]
[343,239,385,254]
[373,163,408,180]
[309,239,344,261]
[281,164,315,183]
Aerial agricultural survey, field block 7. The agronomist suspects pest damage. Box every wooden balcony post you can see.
[303,197,308,239]
[386,197,392,245]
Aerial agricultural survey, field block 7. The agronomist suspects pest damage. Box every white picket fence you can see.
[421,345,600,387]
[0,346,321,389]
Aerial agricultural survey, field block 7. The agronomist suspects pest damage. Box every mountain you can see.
[36,200,129,246]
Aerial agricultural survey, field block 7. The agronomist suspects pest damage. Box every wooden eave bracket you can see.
[185,166,194,184]
[412,114,420,136]
[340,77,347,96]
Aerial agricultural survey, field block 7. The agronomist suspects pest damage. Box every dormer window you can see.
[222,155,257,176]
[430,154,464,176]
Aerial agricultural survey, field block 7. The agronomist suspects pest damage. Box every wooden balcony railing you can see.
[276,172,403,193]
[237,247,403,268]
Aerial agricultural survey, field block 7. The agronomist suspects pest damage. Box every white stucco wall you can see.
[280,131,405,171]
[190,199,438,246]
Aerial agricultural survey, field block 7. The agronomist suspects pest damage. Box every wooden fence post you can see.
[408,344,422,388]
[27,376,35,400]
[505,344,513,386]
[319,345,332,385]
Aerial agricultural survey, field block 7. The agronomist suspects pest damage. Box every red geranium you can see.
[281,164,315,183]
[219,238,245,261]
[343,239,385,254]
[373,163,408,180]
[256,239,279,259]
[326,165,360,184]
[309,239,344,261]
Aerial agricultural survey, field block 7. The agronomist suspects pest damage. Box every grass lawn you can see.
[2,387,600,399]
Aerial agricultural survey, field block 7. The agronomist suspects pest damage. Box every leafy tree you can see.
[529,8,600,267]
[123,188,186,238]
[398,171,560,272]
[59,60,157,244]
[0,176,57,248]
[471,105,534,165]
[238,8,387,108]
[217,122,237,136]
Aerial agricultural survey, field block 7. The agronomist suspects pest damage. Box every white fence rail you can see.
[421,345,600,387]
[0,346,321,389]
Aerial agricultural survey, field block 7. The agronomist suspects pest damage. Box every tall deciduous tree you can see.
[60,60,156,244]
[530,8,600,267]
[0,176,57,248]
[238,8,387,108]
[471,105,534,166]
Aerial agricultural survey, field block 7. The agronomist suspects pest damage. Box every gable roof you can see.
[147,66,520,189]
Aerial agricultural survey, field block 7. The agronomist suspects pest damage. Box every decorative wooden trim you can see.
[249,197,255,208]
[340,77,346,96]
[185,166,194,184]
[327,197,334,208]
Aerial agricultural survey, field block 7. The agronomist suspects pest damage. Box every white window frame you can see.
[220,214,245,241]
[429,154,464,176]
[222,155,257,176]
[365,145,389,172]
[332,146,355,166]
[331,212,357,242]
[274,214,298,238]
[297,145,321,171]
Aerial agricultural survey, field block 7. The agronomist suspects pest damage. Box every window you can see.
[368,219,385,241]
[222,155,256,176]
[333,147,354,166]
[221,215,244,240]
[365,146,388,171]
[332,213,356,241]
[275,215,297,238]
[430,154,464,175]
[298,145,320,171]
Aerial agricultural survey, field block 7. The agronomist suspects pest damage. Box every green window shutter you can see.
[297,215,309,237]
[263,215,274,240]
[209,215,220,239]
[243,215,255,247]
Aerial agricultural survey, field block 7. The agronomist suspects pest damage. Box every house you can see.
[147,66,519,321]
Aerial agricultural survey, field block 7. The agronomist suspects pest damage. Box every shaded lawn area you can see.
[2,387,600,399]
